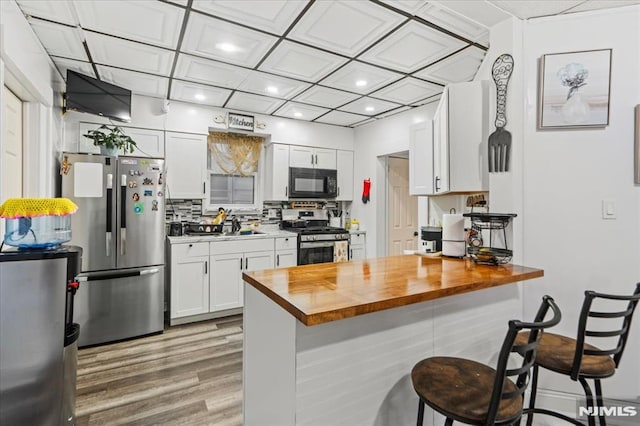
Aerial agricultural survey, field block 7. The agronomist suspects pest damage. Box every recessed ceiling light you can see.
[293,112,303,117]
[365,106,375,112]
[216,43,237,52]
[266,86,279,94]
[194,93,206,101]
[356,80,367,87]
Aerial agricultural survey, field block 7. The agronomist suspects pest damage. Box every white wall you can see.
[352,104,438,257]
[519,6,640,406]
[0,0,64,199]
[63,95,355,154]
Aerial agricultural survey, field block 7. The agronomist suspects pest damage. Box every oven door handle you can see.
[300,241,338,249]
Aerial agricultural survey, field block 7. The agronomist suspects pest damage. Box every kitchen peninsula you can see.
[242,255,543,426]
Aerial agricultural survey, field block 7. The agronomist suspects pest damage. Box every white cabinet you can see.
[290,146,336,169]
[275,237,297,268]
[336,150,354,201]
[210,239,274,311]
[409,121,434,195]
[410,81,489,195]
[165,132,207,199]
[264,143,290,201]
[349,231,366,260]
[78,122,164,157]
[170,242,210,318]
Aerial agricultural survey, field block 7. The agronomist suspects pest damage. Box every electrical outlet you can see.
[602,199,616,220]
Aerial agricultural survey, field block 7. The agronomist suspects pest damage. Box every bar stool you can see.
[516,283,640,426]
[411,295,561,426]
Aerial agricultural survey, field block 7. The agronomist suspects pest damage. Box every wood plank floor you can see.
[76,316,243,426]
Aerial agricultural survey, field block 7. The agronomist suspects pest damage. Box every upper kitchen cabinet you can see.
[264,143,290,201]
[78,122,165,158]
[289,146,337,169]
[336,150,354,201]
[411,80,489,195]
[409,121,434,195]
[165,132,207,199]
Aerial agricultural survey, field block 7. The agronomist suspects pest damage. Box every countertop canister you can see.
[442,214,466,257]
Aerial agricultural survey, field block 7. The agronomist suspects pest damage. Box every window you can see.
[206,132,263,210]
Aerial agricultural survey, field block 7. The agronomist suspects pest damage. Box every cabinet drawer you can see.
[350,233,366,246]
[172,242,209,259]
[210,238,274,255]
[275,236,296,250]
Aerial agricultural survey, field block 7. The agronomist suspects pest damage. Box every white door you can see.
[314,148,337,169]
[336,150,353,200]
[409,121,434,195]
[433,89,449,193]
[170,256,209,318]
[265,143,290,200]
[275,250,297,268]
[387,157,418,255]
[243,250,275,304]
[210,252,243,311]
[1,87,23,240]
[165,132,207,199]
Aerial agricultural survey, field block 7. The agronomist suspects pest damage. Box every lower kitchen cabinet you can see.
[169,242,210,319]
[275,237,297,268]
[350,231,367,260]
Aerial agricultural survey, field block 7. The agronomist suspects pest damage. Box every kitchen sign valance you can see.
[207,132,263,176]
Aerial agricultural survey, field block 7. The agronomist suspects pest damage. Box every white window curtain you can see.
[207,132,263,176]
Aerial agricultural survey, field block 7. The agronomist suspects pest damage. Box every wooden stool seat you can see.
[515,332,615,378]
[412,356,523,424]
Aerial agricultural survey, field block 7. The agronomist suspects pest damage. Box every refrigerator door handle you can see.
[120,174,127,256]
[106,183,113,256]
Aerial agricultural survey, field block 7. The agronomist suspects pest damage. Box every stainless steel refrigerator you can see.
[61,153,165,346]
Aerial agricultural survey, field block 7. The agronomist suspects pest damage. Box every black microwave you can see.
[289,167,338,199]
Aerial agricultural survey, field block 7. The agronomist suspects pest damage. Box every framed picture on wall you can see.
[538,48,612,129]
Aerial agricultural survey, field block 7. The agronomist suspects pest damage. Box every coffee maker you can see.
[169,222,183,236]
[420,226,442,253]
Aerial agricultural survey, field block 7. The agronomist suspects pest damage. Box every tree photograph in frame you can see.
[538,49,612,129]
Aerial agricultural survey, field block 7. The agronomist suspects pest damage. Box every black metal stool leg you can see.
[594,379,606,426]
[444,417,453,426]
[579,377,597,426]
[526,365,539,426]
[417,398,425,426]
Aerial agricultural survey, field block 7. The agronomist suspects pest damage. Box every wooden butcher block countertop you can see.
[242,255,543,326]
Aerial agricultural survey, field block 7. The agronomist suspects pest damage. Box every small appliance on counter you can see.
[420,226,442,253]
[169,221,183,236]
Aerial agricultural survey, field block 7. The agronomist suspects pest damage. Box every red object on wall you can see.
[362,179,371,204]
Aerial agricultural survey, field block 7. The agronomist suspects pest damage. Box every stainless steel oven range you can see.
[281,210,349,265]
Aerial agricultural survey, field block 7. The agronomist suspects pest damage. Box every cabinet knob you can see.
[189,244,193,247]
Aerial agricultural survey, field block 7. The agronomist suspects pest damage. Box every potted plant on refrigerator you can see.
[83,125,137,156]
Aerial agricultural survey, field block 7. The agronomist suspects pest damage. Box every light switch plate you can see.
[602,199,616,220]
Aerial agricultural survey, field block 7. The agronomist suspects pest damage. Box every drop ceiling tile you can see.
[417,3,489,45]
[16,0,77,26]
[170,80,231,107]
[174,54,251,89]
[293,86,360,108]
[52,57,95,79]
[225,92,285,115]
[358,21,466,73]
[258,40,348,83]
[413,46,485,84]
[320,61,403,94]
[182,11,278,68]
[274,102,330,121]
[237,71,311,100]
[315,110,369,126]
[351,117,377,127]
[287,0,405,57]
[370,77,442,104]
[96,65,169,98]
[412,94,441,107]
[338,97,402,116]
[378,0,428,15]
[431,1,511,28]
[565,0,640,13]
[85,32,174,76]
[74,1,184,49]
[192,0,308,35]
[28,19,86,61]
[166,0,189,5]
[487,1,583,19]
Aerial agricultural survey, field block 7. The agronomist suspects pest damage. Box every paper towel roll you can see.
[442,214,465,241]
